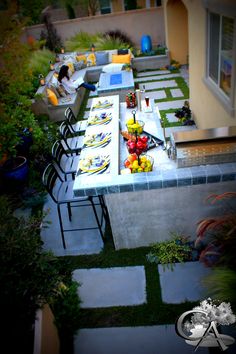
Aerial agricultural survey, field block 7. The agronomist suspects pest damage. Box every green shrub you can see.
[95,35,132,51]
[104,29,134,47]
[146,233,192,270]
[28,48,55,78]
[203,268,236,312]
[65,31,101,52]
[0,196,81,353]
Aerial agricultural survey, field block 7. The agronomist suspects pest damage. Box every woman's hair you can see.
[58,65,69,83]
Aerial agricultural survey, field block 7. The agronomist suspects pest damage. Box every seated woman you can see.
[58,65,96,93]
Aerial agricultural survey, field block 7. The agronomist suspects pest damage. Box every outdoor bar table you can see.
[73,95,236,250]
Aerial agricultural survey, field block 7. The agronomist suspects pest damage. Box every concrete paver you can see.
[74,325,209,354]
[140,79,177,91]
[137,69,171,77]
[156,99,186,110]
[144,90,166,100]
[40,195,104,256]
[166,113,179,123]
[134,73,180,82]
[158,261,211,304]
[170,88,184,98]
[73,266,146,308]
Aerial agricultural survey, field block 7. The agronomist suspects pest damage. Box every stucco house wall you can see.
[23,8,165,48]
[183,0,236,129]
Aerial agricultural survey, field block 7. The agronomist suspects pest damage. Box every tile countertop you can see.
[73,97,236,197]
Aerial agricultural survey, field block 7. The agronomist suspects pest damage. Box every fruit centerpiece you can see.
[126,135,148,155]
[124,154,153,173]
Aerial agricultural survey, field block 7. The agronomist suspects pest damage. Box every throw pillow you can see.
[95,51,109,66]
[48,85,60,98]
[87,53,96,66]
[74,60,86,71]
[46,88,58,105]
[112,53,131,64]
[76,55,87,65]
[57,85,68,97]
[102,63,124,73]
[51,74,59,88]
[118,49,129,55]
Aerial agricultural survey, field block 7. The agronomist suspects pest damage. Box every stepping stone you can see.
[139,80,177,91]
[137,70,171,77]
[158,261,211,304]
[73,266,146,308]
[41,195,104,256]
[165,125,197,138]
[156,99,186,110]
[74,325,209,354]
[144,90,166,100]
[170,88,184,98]
[166,113,179,123]
[135,74,180,83]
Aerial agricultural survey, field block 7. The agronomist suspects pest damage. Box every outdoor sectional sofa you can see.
[32,49,133,122]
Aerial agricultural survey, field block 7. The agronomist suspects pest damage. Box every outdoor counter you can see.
[73,95,236,249]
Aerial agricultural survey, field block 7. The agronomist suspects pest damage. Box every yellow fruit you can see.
[127,118,134,125]
[140,156,147,163]
[137,167,143,173]
[132,160,139,168]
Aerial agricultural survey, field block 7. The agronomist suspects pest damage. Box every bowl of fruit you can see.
[124,154,154,173]
[126,135,148,155]
[126,119,145,134]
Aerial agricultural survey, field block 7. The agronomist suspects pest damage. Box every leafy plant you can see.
[28,48,56,79]
[202,268,236,312]
[95,35,132,51]
[0,195,81,353]
[104,29,134,48]
[146,232,193,270]
[195,192,236,268]
[65,31,100,52]
[0,18,44,161]
[40,12,63,52]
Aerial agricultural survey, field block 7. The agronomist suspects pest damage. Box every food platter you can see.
[83,132,111,148]
[91,99,114,111]
[79,154,110,175]
[88,112,112,126]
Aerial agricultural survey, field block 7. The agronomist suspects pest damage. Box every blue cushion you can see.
[95,51,109,66]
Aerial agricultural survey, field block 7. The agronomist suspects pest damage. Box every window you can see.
[207,11,235,113]
[99,0,111,14]
[155,0,162,6]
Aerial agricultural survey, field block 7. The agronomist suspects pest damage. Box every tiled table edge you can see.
[73,162,236,196]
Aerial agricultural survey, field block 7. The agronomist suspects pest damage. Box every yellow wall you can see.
[183,0,235,128]
[112,0,122,12]
[165,0,188,64]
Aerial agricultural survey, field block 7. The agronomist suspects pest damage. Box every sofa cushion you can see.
[76,54,87,65]
[87,53,96,66]
[112,53,131,64]
[74,60,86,71]
[95,51,109,65]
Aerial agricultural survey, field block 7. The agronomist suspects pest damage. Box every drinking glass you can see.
[145,96,150,107]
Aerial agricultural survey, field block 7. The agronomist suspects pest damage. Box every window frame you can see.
[99,0,112,14]
[205,10,236,116]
